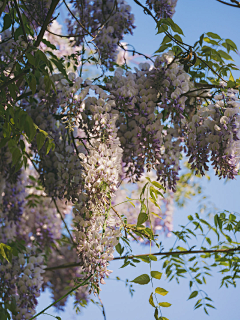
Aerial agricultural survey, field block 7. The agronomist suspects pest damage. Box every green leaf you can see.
[206,32,221,40]
[25,116,37,142]
[41,39,57,50]
[0,243,12,262]
[0,309,11,320]
[149,255,157,261]
[149,293,155,307]
[29,75,36,95]
[188,291,198,300]
[225,39,238,51]
[157,24,168,34]
[151,181,165,191]
[8,83,17,100]
[26,53,36,66]
[204,37,219,46]
[44,76,52,94]
[151,211,162,219]
[36,131,46,151]
[120,261,130,268]
[50,57,68,77]
[149,197,161,210]
[155,287,168,296]
[229,71,234,82]
[218,50,233,61]
[36,50,50,66]
[11,148,22,166]
[161,35,171,45]
[138,255,150,263]
[206,303,216,309]
[168,19,184,35]
[115,243,122,255]
[140,182,148,198]
[151,271,162,280]
[173,34,183,43]
[137,212,148,226]
[155,43,172,54]
[158,302,171,307]
[45,139,54,155]
[2,14,12,32]
[131,274,150,285]
[0,138,9,149]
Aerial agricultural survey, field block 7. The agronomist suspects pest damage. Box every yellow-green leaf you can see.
[158,302,171,307]
[151,271,162,280]
[155,287,168,296]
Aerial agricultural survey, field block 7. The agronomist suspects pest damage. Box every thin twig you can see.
[132,0,229,83]
[28,275,93,320]
[13,0,28,43]
[35,0,60,47]
[45,247,240,271]
[216,0,240,7]
[97,294,107,320]
[53,198,76,246]
[0,0,8,17]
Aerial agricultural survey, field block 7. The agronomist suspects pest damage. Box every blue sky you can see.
[37,1,240,319]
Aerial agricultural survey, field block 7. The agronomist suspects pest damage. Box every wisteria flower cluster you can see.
[146,0,178,19]
[186,89,240,178]
[1,0,240,318]
[67,0,135,67]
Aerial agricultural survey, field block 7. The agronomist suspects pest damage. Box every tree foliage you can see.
[0,0,240,319]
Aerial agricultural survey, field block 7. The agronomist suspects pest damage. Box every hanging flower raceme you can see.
[186,89,240,179]
[73,85,123,288]
[0,247,45,320]
[108,52,193,190]
[67,0,135,67]
[146,0,178,19]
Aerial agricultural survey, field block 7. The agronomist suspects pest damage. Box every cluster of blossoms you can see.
[1,0,240,317]
[67,0,135,67]
[0,247,45,320]
[146,0,178,19]
[108,52,194,190]
[73,86,123,287]
[185,89,240,178]
[0,165,86,316]
[0,171,45,319]
[23,73,84,200]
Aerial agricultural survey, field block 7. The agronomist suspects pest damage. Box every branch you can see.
[97,294,107,320]
[13,0,28,43]
[132,0,228,83]
[63,0,94,39]
[118,42,154,63]
[34,0,60,48]
[216,0,240,7]
[0,0,7,17]
[53,198,76,246]
[45,246,240,271]
[28,274,93,320]
[0,68,30,92]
